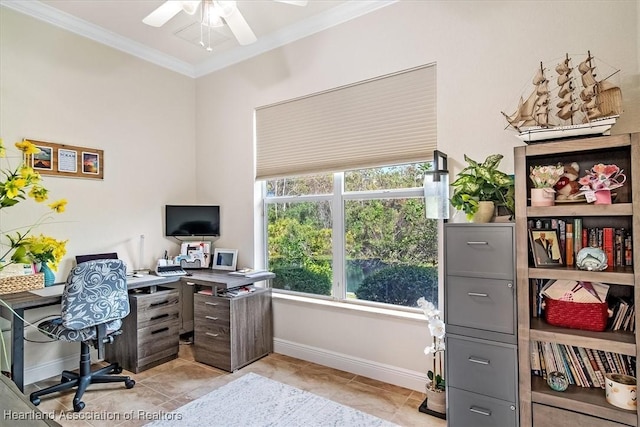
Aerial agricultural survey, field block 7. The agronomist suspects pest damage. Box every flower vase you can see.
[531,188,555,207]
[594,189,612,205]
[39,263,55,287]
[425,386,446,414]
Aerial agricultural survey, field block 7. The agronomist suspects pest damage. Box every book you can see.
[557,344,576,385]
[578,346,600,388]
[586,348,606,389]
[566,223,574,266]
[530,341,541,376]
[603,227,615,269]
[570,345,591,387]
[573,218,582,261]
[597,349,612,374]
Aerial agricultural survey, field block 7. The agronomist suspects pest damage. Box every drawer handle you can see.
[469,406,491,416]
[151,327,169,335]
[150,300,170,307]
[205,315,219,321]
[466,241,488,245]
[205,332,219,337]
[204,301,219,306]
[468,356,490,365]
[467,292,488,297]
[185,281,195,286]
[150,313,169,321]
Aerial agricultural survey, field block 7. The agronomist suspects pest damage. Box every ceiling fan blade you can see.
[143,1,183,27]
[275,0,308,5]
[220,4,257,45]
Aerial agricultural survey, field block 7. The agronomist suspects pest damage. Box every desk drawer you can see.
[446,335,517,401]
[137,319,179,367]
[448,387,517,427]
[194,294,230,323]
[445,225,514,279]
[194,327,232,371]
[446,275,515,334]
[132,289,180,329]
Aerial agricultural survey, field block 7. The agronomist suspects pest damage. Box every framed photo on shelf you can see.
[529,229,564,267]
[212,248,238,271]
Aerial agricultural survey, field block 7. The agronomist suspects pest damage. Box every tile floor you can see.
[26,341,447,426]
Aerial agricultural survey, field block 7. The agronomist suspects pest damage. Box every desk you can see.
[0,373,62,426]
[0,275,178,392]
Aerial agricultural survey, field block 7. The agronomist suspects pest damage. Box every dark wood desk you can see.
[0,275,179,392]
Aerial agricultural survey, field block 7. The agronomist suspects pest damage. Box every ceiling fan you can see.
[143,1,308,48]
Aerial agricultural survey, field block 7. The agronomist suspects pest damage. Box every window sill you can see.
[272,292,426,322]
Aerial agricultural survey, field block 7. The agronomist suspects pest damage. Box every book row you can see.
[530,279,635,332]
[531,340,636,389]
[528,218,633,268]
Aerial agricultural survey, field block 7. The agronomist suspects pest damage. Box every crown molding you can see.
[1,0,396,79]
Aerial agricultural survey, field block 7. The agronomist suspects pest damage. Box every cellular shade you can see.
[255,63,437,180]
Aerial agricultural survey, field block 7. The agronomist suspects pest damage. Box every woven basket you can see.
[0,274,44,295]
[543,296,609,332]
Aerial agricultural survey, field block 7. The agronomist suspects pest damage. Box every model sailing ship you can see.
[502,51,623,143]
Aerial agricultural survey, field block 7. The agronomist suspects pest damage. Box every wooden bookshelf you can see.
[515,133,640,427]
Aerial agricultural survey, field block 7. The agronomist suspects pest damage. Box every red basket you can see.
[543,296,609,332]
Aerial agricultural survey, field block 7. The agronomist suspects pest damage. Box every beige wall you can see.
[0,1,638,389]
[0,8,196,380]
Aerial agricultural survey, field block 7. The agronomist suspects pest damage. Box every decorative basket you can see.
[0,274,44,296]
[543,296,609,332]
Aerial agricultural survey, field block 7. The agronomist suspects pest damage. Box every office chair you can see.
[30,259,135,412]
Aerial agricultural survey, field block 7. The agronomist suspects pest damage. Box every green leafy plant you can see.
[449,154,515,220]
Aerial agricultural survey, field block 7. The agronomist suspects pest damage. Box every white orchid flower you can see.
[417,297,440,319]
[428,318,446,340]
[424,344,436,355]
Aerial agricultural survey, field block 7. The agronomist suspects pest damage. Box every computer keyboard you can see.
[154,265,188,277]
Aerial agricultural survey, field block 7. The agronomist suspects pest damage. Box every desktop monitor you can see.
[165,205,220,237]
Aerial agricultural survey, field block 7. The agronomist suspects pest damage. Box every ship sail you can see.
[502,51,623,142]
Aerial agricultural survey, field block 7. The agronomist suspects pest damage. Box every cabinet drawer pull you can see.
[185,281,195,286]
[151,327,169,335]
[469,406,491,416]
[150,313,169,321]
[150,300,170,307]
[204,301,219,306]
[205,332,219,337]
[467,292,489,297]
[205,315,219,321]
[468,356,490,365]
[466,241,488,245]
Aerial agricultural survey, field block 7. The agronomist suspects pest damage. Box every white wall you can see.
[195,0,639,390]
[0,0,638,389]
[0,8,196,381]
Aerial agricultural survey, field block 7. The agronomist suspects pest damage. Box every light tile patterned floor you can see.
[26,342,446,427]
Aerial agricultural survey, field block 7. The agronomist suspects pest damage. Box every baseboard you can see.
[273,338,427,392]
[24,354,84,386]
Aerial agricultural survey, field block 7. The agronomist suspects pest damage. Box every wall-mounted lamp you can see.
[423,150,449,220]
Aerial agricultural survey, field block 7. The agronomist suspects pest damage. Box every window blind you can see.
[255,63,437,180]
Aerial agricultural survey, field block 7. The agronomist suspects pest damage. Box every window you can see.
[264,163,438,309]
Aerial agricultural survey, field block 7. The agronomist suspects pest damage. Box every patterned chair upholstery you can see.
[30,260,135,412]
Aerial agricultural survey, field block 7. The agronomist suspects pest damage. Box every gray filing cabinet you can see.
[444,223,518,426]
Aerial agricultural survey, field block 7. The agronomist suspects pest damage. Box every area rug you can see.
[145,372,399,427]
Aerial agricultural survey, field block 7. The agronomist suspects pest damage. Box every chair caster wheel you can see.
[31,397,41,406]
[125,379,135,389]
[73,401,85,412]
[112,366,123,374]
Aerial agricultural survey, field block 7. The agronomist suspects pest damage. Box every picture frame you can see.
[529,229,564,267]
[32,146,53,170]
[25,139,104,180]
[212,248,238,271]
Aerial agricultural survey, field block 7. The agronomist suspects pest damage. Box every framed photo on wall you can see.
[25,139,104,180]
[529,229,564,267]
[32,146,53,170]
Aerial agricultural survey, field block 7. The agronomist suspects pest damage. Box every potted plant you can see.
[529,164,564,206]
[418,297,446,415]
[450,154,514,222]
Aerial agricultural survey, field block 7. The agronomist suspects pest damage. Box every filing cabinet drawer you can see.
[447,335,517,401]
[448,387,517,427]
[132,289,180,329]
[446,275,515,334]
[445,225,514,280]
[194,294,230,325]
[532,403,628,427]
[194,329,232,372]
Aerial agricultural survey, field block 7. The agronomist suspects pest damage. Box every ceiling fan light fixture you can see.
[181,1,201,15]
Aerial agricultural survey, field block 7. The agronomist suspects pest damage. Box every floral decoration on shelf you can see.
[0,139,68,276]
[578,163,626,193]
[418,297,445,392]
[529,164,565,189]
